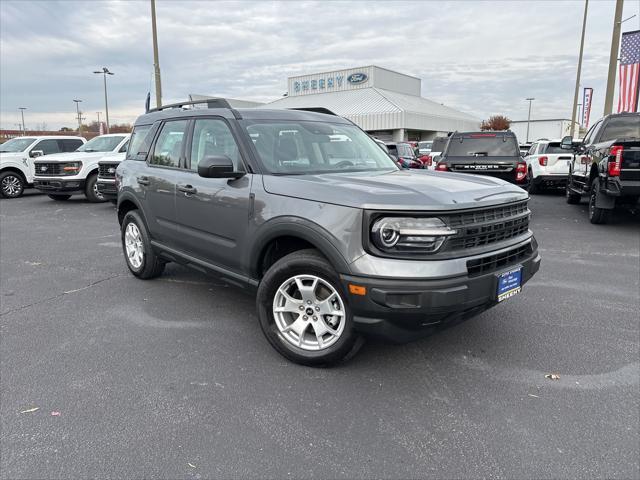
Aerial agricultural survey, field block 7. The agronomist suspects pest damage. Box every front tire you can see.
[256,249,362,366]
[121,210,165,279]
[85,174,106,203]
[588,180,610,224]
[0,171,25,198]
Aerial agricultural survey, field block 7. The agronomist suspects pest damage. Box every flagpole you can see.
[571,0,589,138]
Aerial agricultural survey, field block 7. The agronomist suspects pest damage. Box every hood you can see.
[34,151,110,162]
[262,169,528,211]
[98,152,126,162]
[0,152,26,163]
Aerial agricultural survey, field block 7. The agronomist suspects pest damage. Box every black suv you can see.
[563,112,640,224]
[116,100,540,365]
[435,131,529,187]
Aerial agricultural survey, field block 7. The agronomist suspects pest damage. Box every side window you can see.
[127,124,153,160]
[189,118,241,172]
[118,140,129,153]
[32,139,61,155]
[150,120,188,168]
[583,120,602,145]
[528,143,537,156]
[60,139,84,152]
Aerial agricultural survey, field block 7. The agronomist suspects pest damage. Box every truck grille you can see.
[34,163,62,176]
[98,163,118,178]
[466,243,532,276]
[443,201,530,252]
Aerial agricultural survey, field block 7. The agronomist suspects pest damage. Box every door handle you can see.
[178,184,197,195]
[137,176,150,186]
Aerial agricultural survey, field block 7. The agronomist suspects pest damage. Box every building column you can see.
[392,129,405,142]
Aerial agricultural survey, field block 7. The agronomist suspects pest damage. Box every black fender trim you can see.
[248,217,352,278]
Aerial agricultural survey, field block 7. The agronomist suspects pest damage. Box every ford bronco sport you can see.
[116,100,540,365]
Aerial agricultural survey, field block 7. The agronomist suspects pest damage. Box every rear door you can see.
[173,117,252,273]
[143,119,189,246]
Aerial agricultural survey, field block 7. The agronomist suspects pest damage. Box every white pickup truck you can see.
[0,135,85,198]
[33,133,130,202]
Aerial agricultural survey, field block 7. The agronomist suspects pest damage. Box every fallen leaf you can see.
[545,373,560,380]
[51,411,61,416]
[188,463,196,468]
[20,407,39,413]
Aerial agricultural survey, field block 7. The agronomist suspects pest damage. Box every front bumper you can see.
[96,178,117,200]
[341,242,541,343]
[33,177,85,194]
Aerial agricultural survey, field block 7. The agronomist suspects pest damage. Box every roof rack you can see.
[147,98,232,113]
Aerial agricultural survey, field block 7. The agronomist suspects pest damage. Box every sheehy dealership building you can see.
[266,65,480,142]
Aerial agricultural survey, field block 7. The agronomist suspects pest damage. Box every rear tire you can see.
[121,210,165,279]
[527,169,538,194]
[588,181,610,224]
[0,171,25,198]
[256,249,362,366]
[85,174,106,203]
[48,194,72,201]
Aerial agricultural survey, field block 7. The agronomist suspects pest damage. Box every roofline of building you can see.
[287,65,421,82]
[511,118,575,123]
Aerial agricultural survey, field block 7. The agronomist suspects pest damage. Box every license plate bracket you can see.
[496,266,523,302]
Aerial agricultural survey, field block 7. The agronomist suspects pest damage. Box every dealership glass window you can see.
[150,120,188,168]
[32,139,61,155]
[244,120,398,174]
[189,119,241,171]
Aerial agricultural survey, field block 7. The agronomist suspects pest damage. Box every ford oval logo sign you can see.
[347,73,368,84]
[40,166,47,172]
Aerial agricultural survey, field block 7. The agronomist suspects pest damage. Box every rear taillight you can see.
[580,156,590,164]
[538,156,548,167]
[608,145,623,177]
[516,162,527,182]
[419,155,432,166]
[435,162,448,171]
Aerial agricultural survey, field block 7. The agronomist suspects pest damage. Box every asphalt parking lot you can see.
[1,190,638,479]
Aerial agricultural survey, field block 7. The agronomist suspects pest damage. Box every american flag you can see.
[617,29,640,113]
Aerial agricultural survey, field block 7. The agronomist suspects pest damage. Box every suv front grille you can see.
[34,163,62,176]
[442,200,530,252]
[98,162,118,178]
[466,243,532,276]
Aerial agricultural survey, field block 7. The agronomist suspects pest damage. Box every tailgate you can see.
[621,144,640,181]
[546,154,572,174]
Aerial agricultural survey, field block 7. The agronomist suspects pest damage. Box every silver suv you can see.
[116,100,541,365]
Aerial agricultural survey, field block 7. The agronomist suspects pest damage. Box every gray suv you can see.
[116,100,540,365]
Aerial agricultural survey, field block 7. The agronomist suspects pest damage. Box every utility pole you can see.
[603,0,624,115]
[97,111,101,125]
[571,0,589,138]
[93,68,114,133]
[525,98,535,143]
[18,107,27,135]
[151,0,162,108]
[73,99,83,136]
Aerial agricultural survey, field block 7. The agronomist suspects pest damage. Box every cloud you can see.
[1,0,638,130]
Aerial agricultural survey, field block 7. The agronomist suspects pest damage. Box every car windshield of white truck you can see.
[0,137,36,152]
[447,135,519,157]
[599,116,640,143]
[77,135,126,153]
[244,121,398,175]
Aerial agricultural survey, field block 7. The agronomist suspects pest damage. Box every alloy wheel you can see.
[124,222,144,269]
[1,175,21,197]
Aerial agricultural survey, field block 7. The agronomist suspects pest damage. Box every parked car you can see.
[33,133,130,202]
[428,136,450,163]
[385,142,424,169]
[116,100,540,365]
[96,152,126,202]
[435,131,529,187]
[0,135,85,198]
[524,139,574,193]
[519,143,533,157]
[563,112,640,224]
[417,140,433,156]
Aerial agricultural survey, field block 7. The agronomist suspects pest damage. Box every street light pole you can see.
[151,0,163,108]
[603,0,624,115]
[571,0,589,138]
[73,99,82,136]
[93,67,114,134]
[525,98,535,143]
[18,107,27,135]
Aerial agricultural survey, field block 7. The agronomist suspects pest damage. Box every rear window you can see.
[431,137,448,152]
[397,144,415,157]
[599,116,640,143]
[446,135,519,157]
[540,143,567,154]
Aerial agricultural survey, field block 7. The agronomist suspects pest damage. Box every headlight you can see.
[371,217,457,254]
[62,162,82,173]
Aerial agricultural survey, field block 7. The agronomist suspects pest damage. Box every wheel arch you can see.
[0,166,27,183]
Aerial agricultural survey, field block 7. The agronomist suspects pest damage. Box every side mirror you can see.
[30,150,44,158]
[560,136,574,150]
[197,155,244,179]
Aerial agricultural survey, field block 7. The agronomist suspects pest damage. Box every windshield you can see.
[446,135,519,157]
[244,121,398,175]
[0,137,36,152]
[418,141,433,151]
[77,135,126,153]
[600,116,640,142]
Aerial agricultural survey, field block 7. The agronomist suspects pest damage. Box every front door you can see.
[173,117,252,274]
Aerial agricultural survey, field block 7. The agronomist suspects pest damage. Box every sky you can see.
[1,0,639,130]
